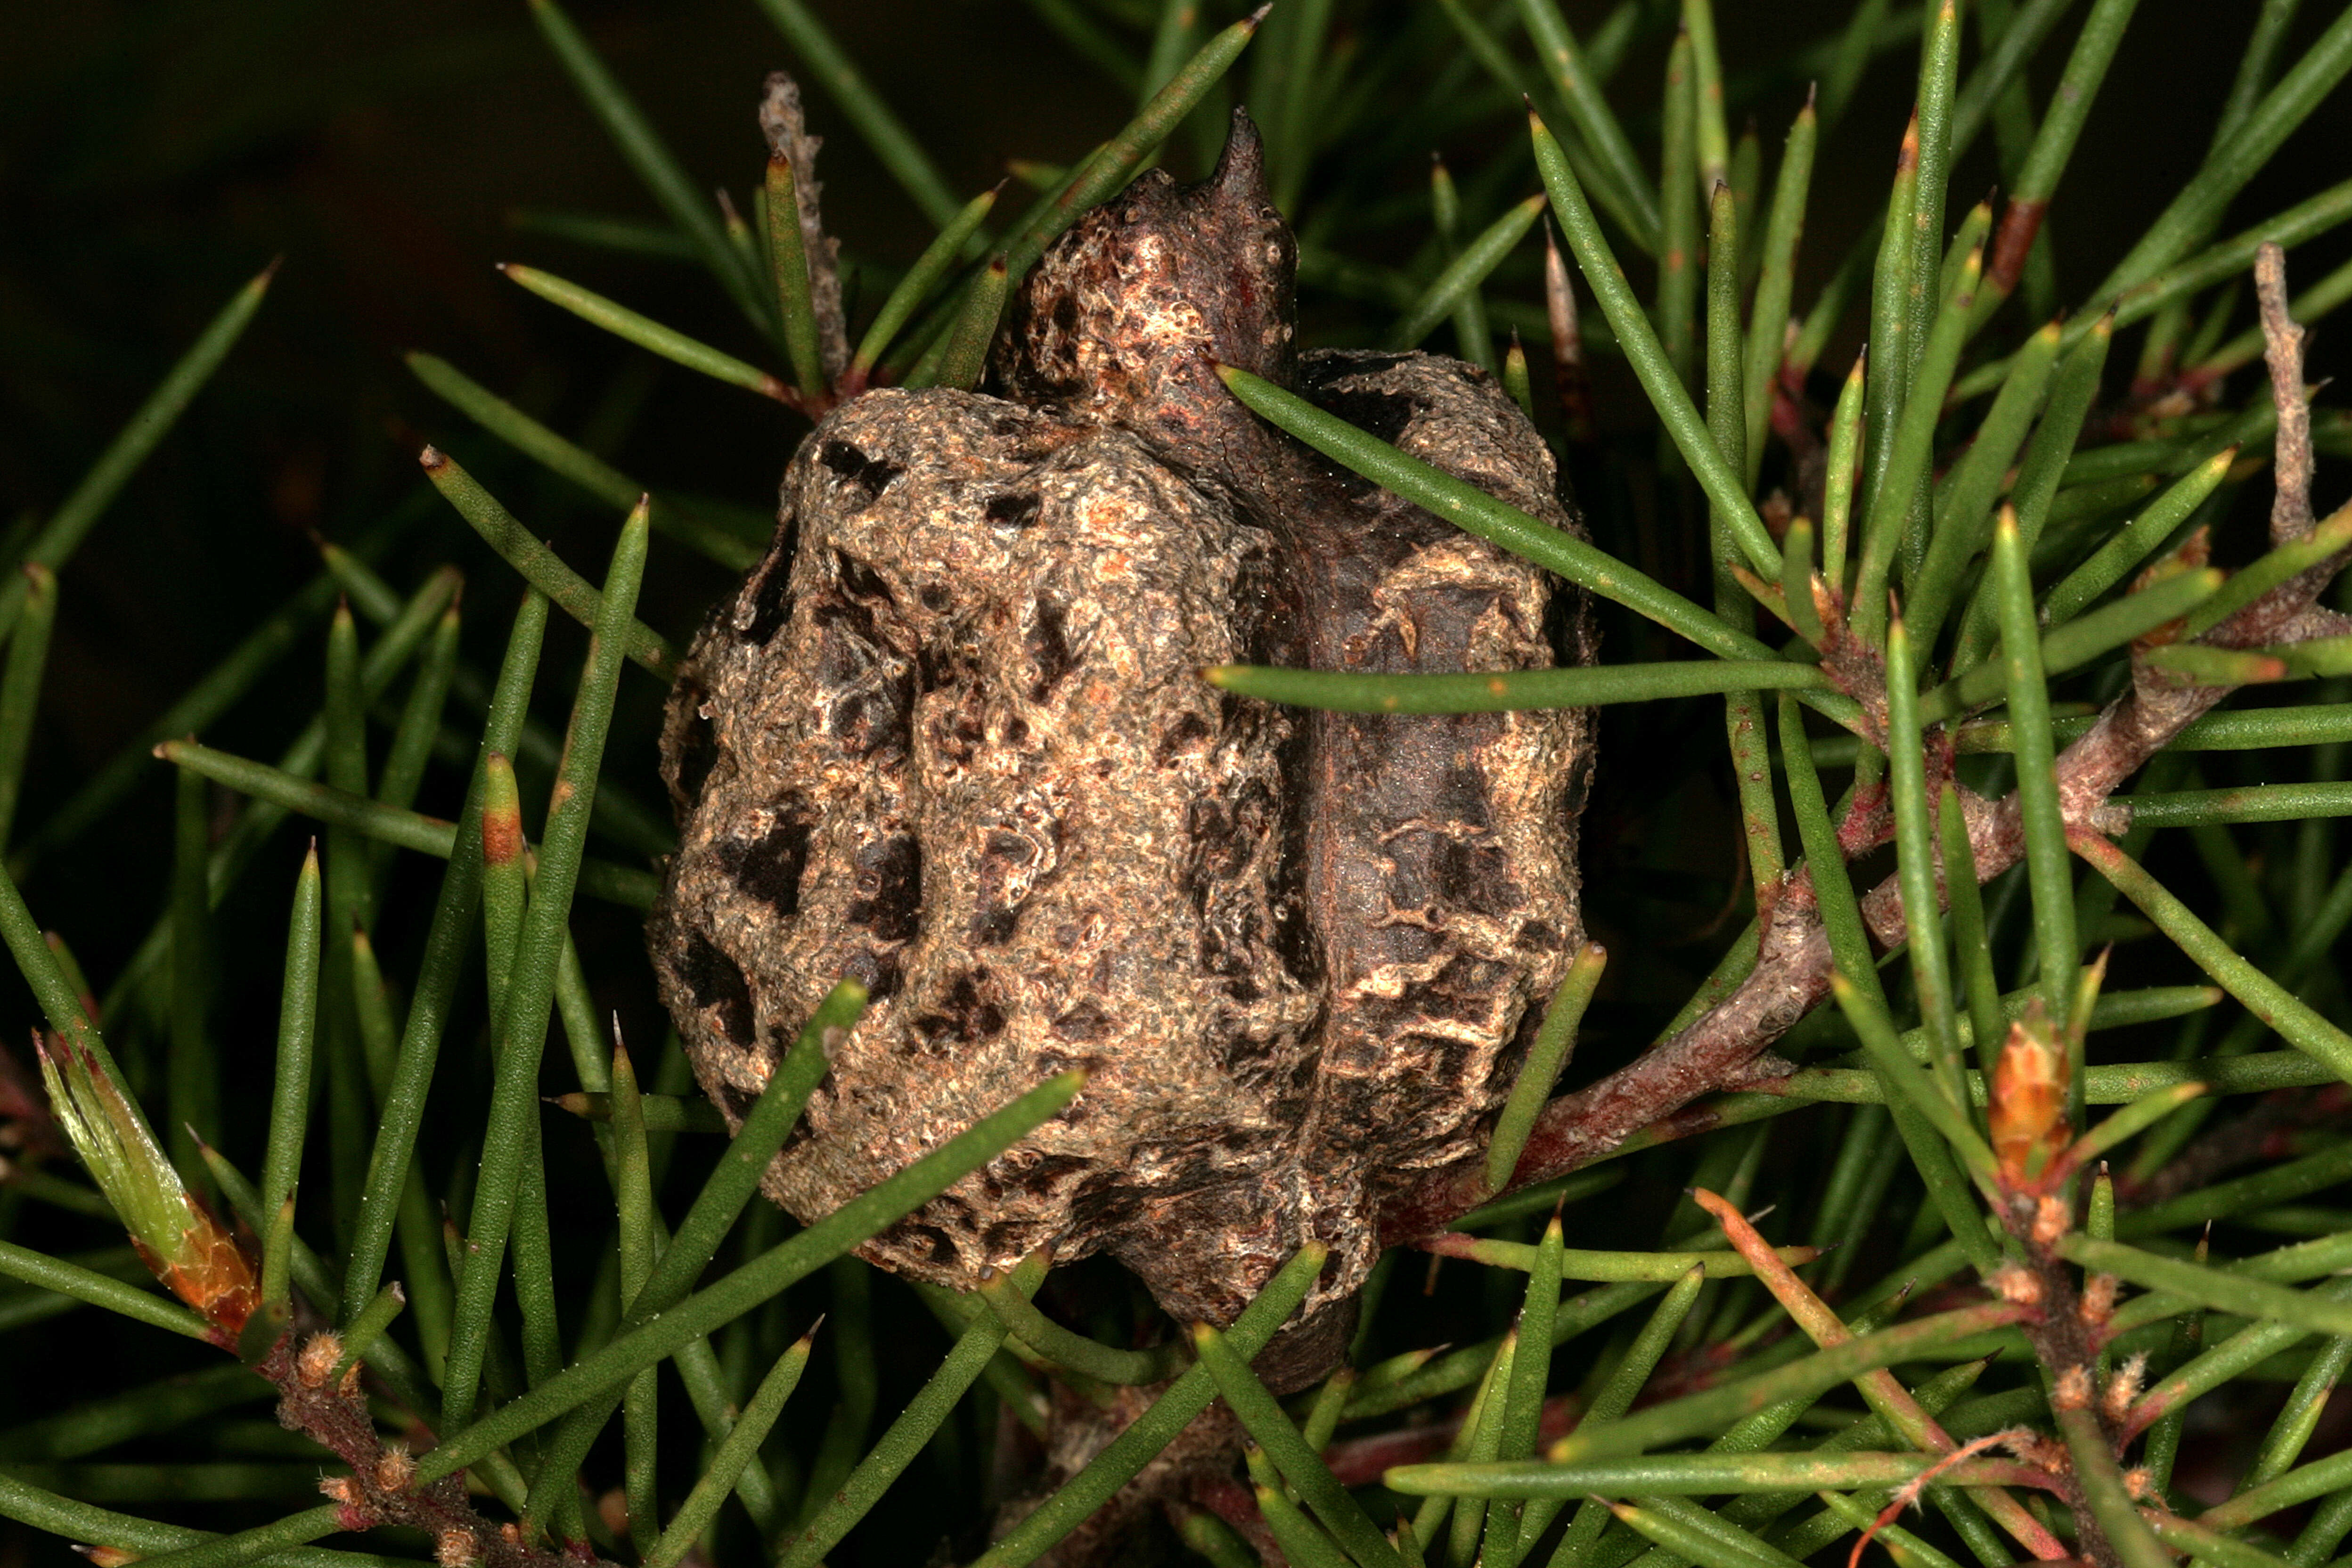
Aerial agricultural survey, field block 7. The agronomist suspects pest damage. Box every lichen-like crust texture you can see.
[653,113,1592,1343]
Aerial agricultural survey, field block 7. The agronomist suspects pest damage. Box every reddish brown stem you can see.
[1988,198,2048,298]
[259,1327,607,1568]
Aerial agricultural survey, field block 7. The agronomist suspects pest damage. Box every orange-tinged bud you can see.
[148,1197,260,1340]
[37,1036,257,1342]
[1989,1005,2069,1186]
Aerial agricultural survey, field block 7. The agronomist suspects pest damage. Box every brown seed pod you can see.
[651,109,1593,1389]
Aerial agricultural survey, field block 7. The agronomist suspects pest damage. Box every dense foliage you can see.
[7,3,2352,1568]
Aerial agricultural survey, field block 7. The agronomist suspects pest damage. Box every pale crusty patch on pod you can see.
[652,387,1323,1293]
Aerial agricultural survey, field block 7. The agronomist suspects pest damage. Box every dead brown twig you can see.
[1543,221,1597,446]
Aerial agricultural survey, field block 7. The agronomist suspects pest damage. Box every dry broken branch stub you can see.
[759,70,849,382]
[2258,241,2314,545]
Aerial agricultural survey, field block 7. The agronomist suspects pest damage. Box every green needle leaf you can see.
[1392,194,1545,352]
[1743,96,1817,490]
[751,0,964,228]
[1940,783,2004,1083]
[1001,9,1268,283]
[1859,108,1922,614]
[980,1270,1185,1385]
[1533,111,1782,577]
[1258,1482,1357,1568]
[2126,781,2352,827]
[328,1283,407,1382]
[1419,1235,1817,1282]
[498,263,790,401]
[851,183,1002,376]
[1388,1450,2033,1498]
[1193,1321,1404,1568]
[1658,33,1700,393]
[1821,348,1867,583]
[974,1242,1326,1567]
[931,255,1011,392]
[1514,0,1663,251]
[0,1241,212,1342]
[2205,1444,2352,1533]
[2006,0,2139,223]
[1601,1496,1807,1568]
[2054,1236,2352,1338]
[1857,230,1982,647]
[417,447,678,678]
[154,739,658,910]
[2074,833,2352,1084]
[2042,448,2238,627]
[526,0,770,327]
[407,352,763,571]
[64,1506,349,1568]
[0,265,275,644]
[1485,1218,1566,1567]
[1206,659,1832,713]
[1907,318,2062,648]
[764,152,828,399]
[2146,1514,2297,1568]
[1991,511,2080,1042]
[1213,367,1847,734]
[261,844,322,1260]
[648,1330,814,1568]
[1885,615,1968,1105]
[1486,945,1607,1195]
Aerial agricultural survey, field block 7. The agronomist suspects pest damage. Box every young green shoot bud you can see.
[36,1035,257,1345]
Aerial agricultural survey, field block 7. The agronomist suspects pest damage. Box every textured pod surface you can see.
[652,114,1593,1347]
